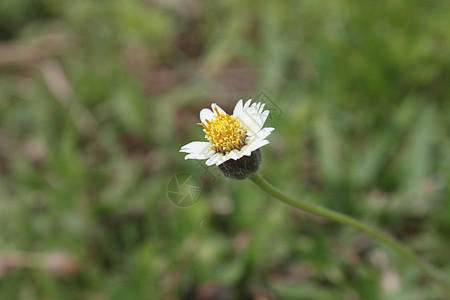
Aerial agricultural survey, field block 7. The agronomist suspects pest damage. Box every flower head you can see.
[180,99,274,174]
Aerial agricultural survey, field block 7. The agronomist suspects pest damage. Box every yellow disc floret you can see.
[201,106,246,153]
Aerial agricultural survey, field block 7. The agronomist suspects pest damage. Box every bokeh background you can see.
[0,0,449,299]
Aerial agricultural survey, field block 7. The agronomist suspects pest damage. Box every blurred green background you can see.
[0,0,449,299]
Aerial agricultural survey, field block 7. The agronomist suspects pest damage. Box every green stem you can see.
[248,172,449,290]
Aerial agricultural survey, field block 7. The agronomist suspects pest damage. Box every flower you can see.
[180,99,274,168]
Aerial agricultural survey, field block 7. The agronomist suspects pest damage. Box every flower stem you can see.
[248,172,449,290]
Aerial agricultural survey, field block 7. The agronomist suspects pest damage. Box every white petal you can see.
[200,108,216,124]
[184,152,214,160]
[259,103,266,113]
[248,139,269,151]
[180,141,210,152]
[237,104,270,136]
[233,99,244,116]
[246,127,274,143]
[180,141,214,160]
[243,99,252,109]
[214,155,232,166]
[228,149,241,160]
[235,146,252,158]
[206,153,226,166]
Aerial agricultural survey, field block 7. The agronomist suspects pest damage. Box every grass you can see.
[0,0,449,299]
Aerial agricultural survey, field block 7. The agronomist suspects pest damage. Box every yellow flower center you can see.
[201,107,246,153]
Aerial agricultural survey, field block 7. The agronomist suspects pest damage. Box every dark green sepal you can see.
[218,149,261,180]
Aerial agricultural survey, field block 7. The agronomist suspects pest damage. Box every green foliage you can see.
[0,0,449,299]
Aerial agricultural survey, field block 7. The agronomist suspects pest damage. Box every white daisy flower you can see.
[180,99,274,167]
